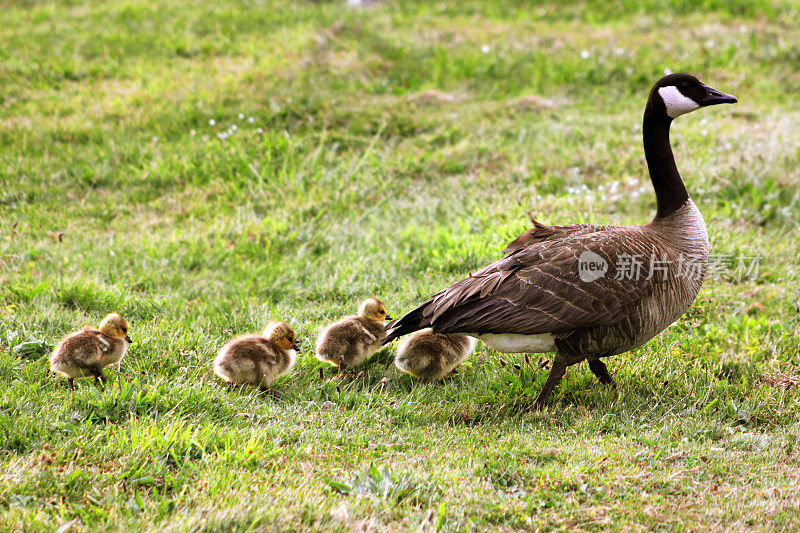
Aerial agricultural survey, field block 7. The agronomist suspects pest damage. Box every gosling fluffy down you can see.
[315,297,392,370]
[213,321,300,390]
[395,328,477,382]
[50,312,133,390]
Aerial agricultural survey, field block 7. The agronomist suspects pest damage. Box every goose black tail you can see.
[381,300,433,345]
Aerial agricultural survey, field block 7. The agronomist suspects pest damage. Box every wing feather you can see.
[384,226,670,343]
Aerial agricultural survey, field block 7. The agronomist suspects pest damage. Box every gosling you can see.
[213,321,300,390]
[395,328,477,382]
[50,312,133,390]
[315,297,392,370]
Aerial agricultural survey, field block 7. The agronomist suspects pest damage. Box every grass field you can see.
[2,0,800,530]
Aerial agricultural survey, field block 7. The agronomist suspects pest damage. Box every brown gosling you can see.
[315,297,392,371]
[213,321,300,391]
[395,328,477,382]
[50,312,133,390]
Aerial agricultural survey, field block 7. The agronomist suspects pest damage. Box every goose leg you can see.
[588,359,616,387]
[259,385,281,399]
[67,378,75,391]
[90,367,106,386]
[532,357,568,409]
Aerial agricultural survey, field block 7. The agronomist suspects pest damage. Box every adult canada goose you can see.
[50,312,133,390]
[383,73,736,408]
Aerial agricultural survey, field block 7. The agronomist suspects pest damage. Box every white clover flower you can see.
[152,137,158,143]
[197,102,204,107]
[701,129,708,137]
[663,68,673,75]
[580,50,589,59]
[190,129,196,136]
[481,45,490,54]
[238,113,244,120]
[209,119,216,126]
[256,128,263,134]
[231,124,237,131]
[248,117,254,123]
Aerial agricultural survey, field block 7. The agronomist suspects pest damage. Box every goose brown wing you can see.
[261,343,283,366]
[503,216,616,254]
[408,228,666,337]
[82,326,114,354]
[232,336,280,364]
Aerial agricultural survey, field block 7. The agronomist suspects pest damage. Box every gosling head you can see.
[263,321,300,352]
[651,73,737,119]
[357,297,393,323]
[99,312,132,343]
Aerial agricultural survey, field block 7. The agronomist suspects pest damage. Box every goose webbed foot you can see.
[435,367,458,383]
[259,386,282,399]
[420,369,454,385]
[588,359,617,388]
[91,368,106,388]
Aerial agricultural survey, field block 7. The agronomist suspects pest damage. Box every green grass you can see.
[2,0,800,529]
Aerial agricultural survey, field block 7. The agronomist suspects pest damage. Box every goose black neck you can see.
[643,105,688,219]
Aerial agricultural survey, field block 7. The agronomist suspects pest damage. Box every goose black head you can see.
[649,73,737,119]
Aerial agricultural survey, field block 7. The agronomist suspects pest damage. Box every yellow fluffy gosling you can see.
[50,312,133,390]
[213,321,300,390]
[395,328,477,382]
[315,297,392,370]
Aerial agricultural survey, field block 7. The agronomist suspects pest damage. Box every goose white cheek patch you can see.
[658,86,700,118]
